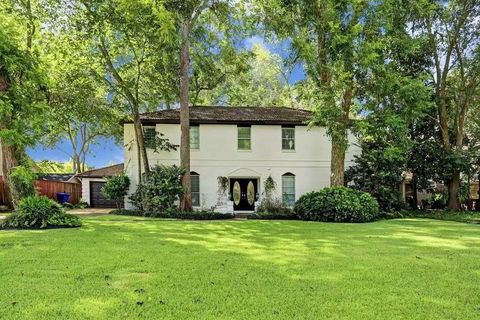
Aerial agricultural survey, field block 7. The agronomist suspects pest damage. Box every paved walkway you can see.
[68,208,113,216]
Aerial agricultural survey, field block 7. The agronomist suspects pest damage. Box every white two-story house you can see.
[124,106,360,213]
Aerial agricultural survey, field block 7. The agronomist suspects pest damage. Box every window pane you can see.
[192,192,200,207]
[282,175,295,207]
[238,127,251,150]
[191,175,200,206]
[143,127,156,149]
[238,127,251,139]
[238,139,251,150]
[282,127,295,150]
[190,126,199,149]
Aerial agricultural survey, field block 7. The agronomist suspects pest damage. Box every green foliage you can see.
[256,197,292,216]
[0,196,81,229]
[0,11,47,147]
[217,176,228,197]
[129,165,185,214]
[102,175,130,209]
[194,44,301,107]
[263,175,276,199]
[294,187,380,223]
[255,175,292,217]
[36,160,92,174]
[10,165,37,201]
[248,208,296,220]
[111,208,233,220]
[422,191,448,210]
[1,216,480,319]
[346,115,410,212]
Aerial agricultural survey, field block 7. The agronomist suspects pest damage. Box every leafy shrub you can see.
[294,187,380,223]
[110,208,143,216]
[74,200,89,209]
[10,165,37,201]
[248,210,297,220]
[253,175,294,219]
[62,202,74,209]
[157,209,234,220]
[129,165,185,214]
[422,191,447,209]
[102,174,130,208]
[0,196,81,229]
[110,208,233,220]
[256,197,293,215]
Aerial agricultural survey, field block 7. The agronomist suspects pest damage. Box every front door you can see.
[230,178,258,211]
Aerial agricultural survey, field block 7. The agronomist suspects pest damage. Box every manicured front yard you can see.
[1,215,479,319]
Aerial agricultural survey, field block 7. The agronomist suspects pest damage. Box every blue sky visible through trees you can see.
[28,36,306,169]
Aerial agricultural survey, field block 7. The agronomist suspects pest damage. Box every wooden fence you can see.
[0,177,82,205]
[35,180,82,204]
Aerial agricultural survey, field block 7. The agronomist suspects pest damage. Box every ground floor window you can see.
[191,172,200,207]
[282,173,295,207]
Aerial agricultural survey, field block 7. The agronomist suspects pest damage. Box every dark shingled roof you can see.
[76,164,124,178]
[135,106,313,125]
[37,174,76,182]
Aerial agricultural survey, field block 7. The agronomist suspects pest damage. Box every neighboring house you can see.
[37,173,79,183]
[75,164,124,208]
[123,106,361,213]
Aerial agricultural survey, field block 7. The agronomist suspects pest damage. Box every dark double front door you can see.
[230,178,258,211]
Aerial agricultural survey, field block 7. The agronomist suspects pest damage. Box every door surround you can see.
[228,176,260,212]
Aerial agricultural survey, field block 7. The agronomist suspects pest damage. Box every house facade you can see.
[124,106,360,213]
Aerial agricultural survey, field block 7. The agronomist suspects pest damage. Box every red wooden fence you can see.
[0,177,82,205]
[34,180,82,204]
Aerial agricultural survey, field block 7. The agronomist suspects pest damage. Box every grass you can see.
[405,210,480,224]
[1,215,479,319]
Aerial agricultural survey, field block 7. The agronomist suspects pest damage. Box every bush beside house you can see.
[122,165,233,220]
[102,174,130,209]
[0,196,81,229]
[294,187,380,223]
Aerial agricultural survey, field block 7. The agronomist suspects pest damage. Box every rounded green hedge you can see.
[294,187,380,223]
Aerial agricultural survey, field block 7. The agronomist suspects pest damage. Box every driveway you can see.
[68,208,113,216]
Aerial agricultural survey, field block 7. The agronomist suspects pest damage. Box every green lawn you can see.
[1,216,479,319]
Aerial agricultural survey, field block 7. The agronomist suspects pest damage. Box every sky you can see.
[27,36,305,170]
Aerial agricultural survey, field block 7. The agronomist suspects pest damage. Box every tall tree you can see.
[194,43,302,107]
[0,1,47,207]
[43,33,122,173]
[51,0,178,182]
[255,0,374,186]
[166,0,240,211]
[419,0,480,209]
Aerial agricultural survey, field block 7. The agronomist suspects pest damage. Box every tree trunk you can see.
[1,141,18,208]
[330,87,352,187]
[447,170,461,210]
[412,174,418,210]
[133,118,142,183]
[330,134,346,186]
[133,113,149,176]
[179,21,192,212]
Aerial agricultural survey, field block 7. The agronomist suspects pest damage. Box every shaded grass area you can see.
[404,210,480,224]
[1,215,479,319]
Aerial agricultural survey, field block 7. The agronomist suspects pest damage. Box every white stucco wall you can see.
[124,123,360,211]
[80,177,106,206]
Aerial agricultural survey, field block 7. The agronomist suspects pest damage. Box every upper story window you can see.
[191,172,200,207]
[190,125,199,149]
[282,173,295,207]
[143,126,156,149]
[282,126,295,150]
[238,125,251,150]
